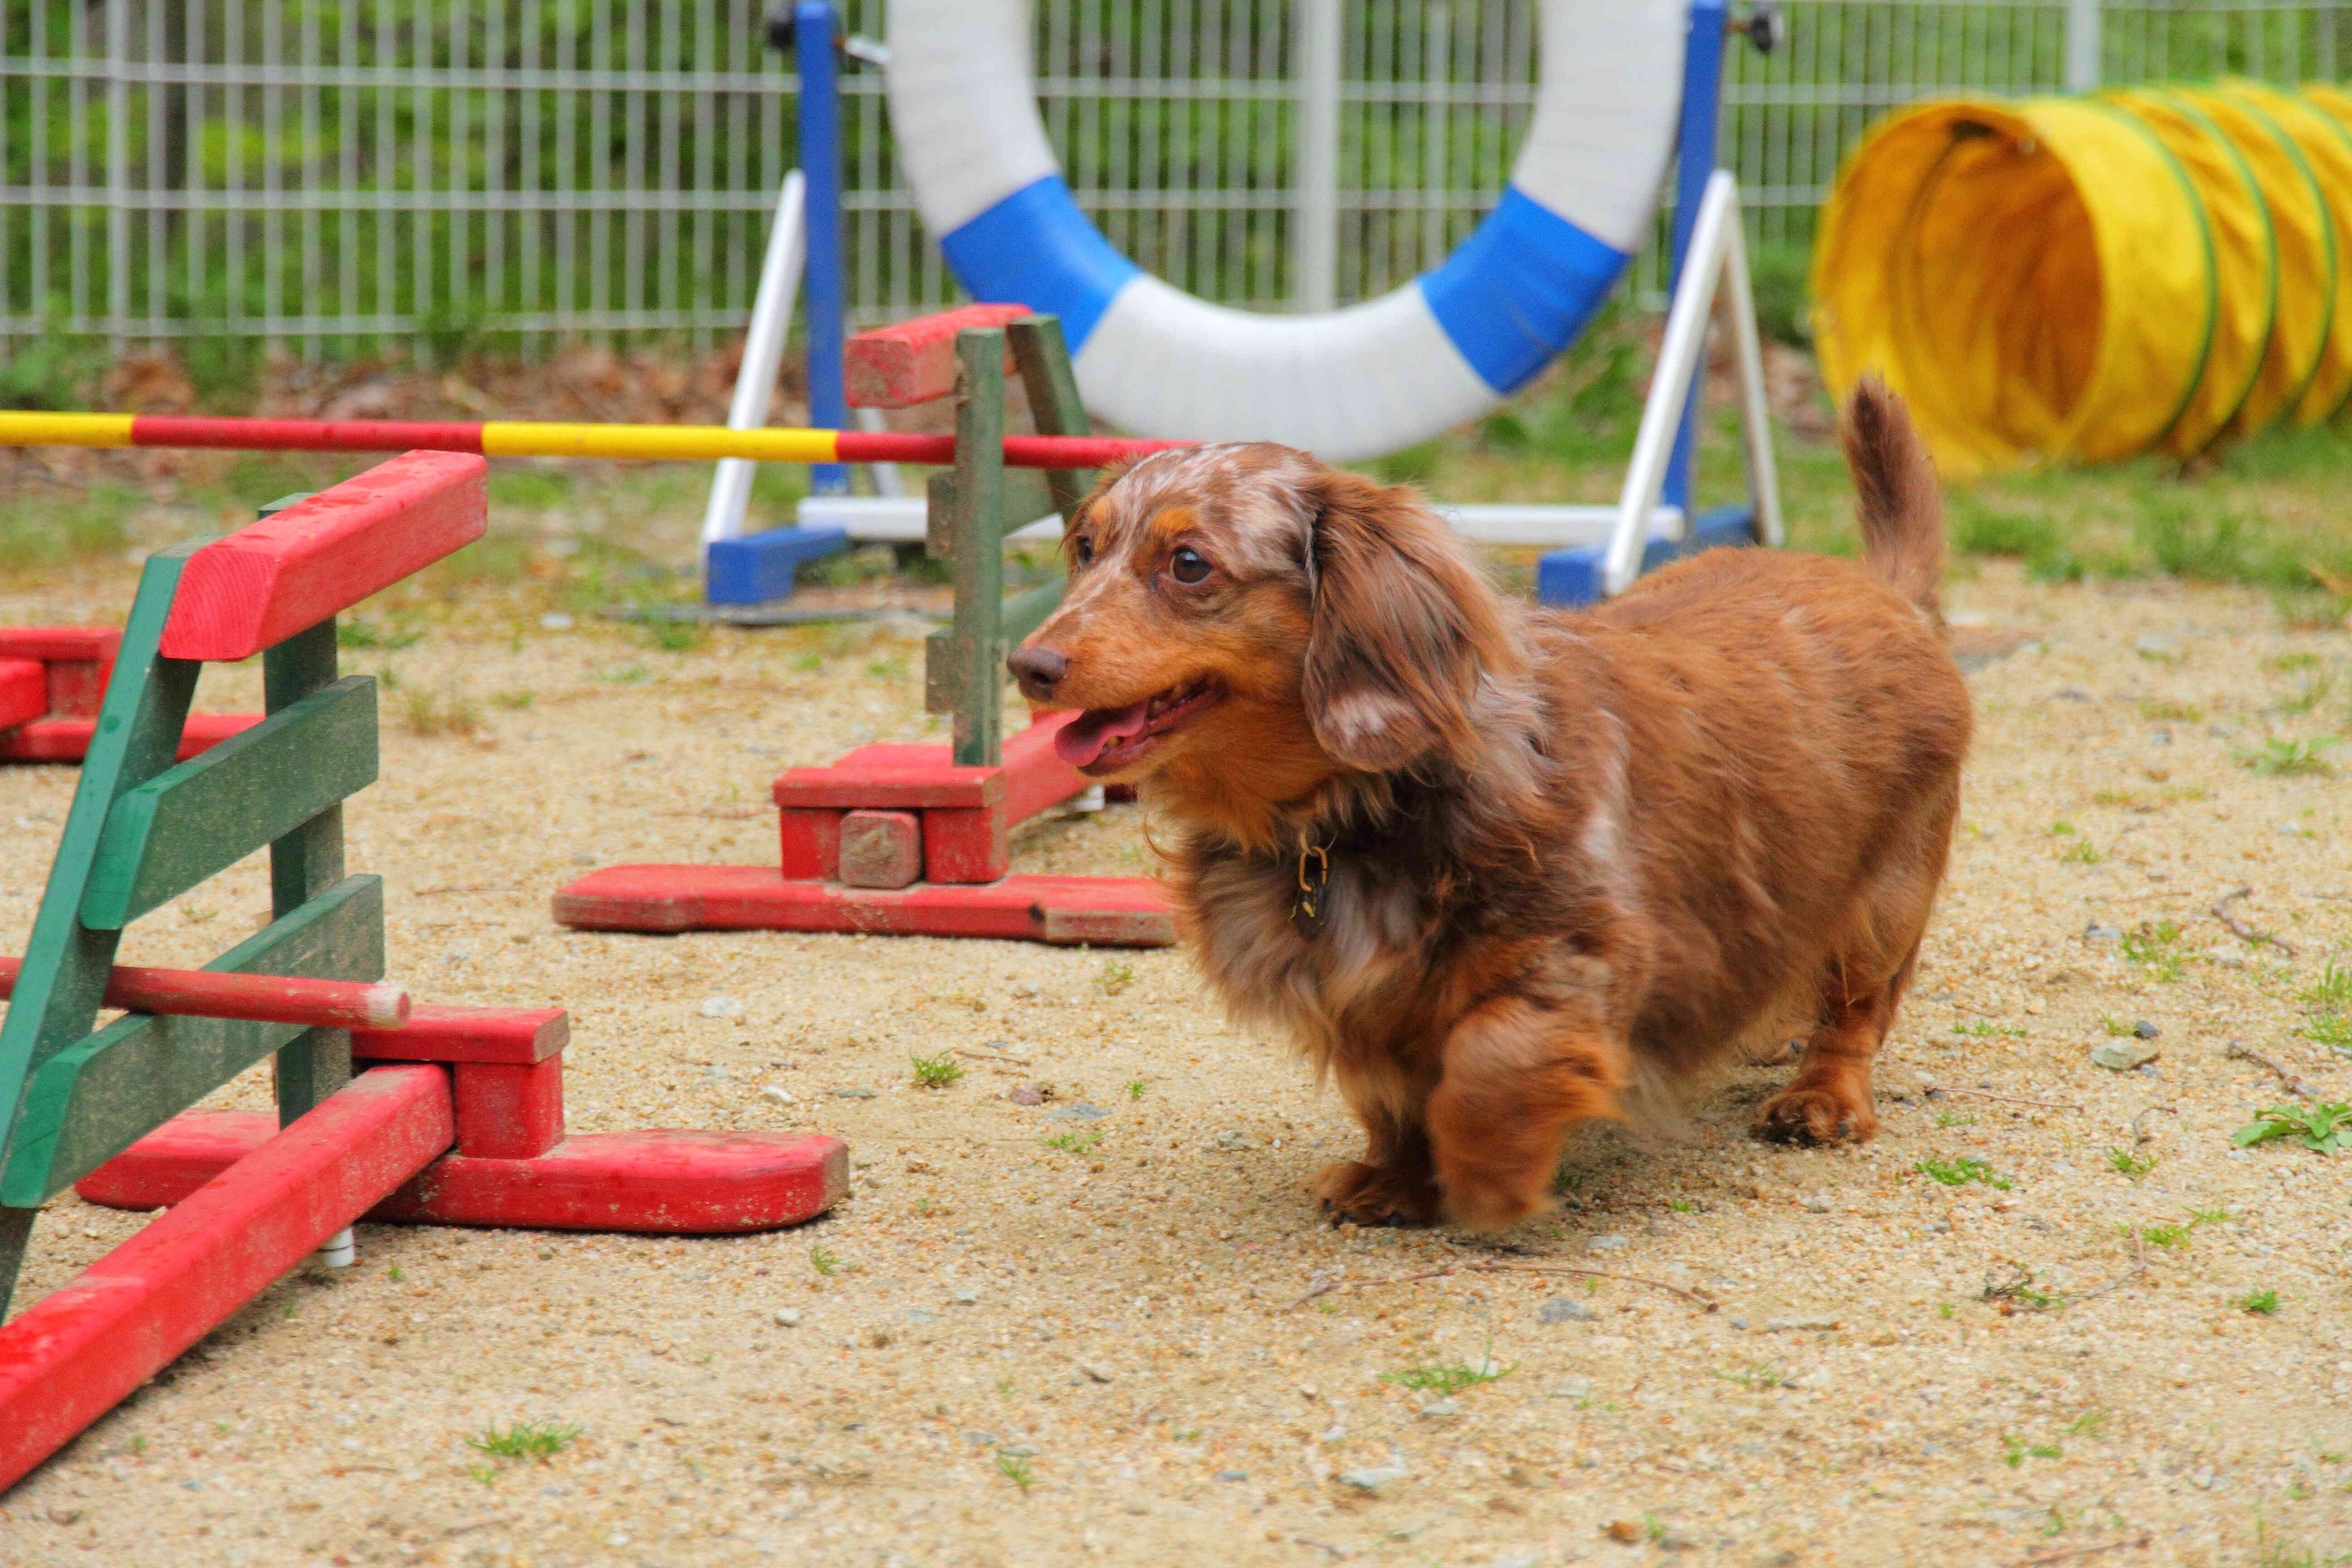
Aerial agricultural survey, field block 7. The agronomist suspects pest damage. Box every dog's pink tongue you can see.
[1054,701,1152,767]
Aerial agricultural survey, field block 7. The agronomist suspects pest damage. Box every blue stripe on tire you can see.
[1418,187,1629,394]
[937,175,1141,351]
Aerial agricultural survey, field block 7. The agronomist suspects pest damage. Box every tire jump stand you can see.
[554,308,1175,948]
[0,452,847,1494]
[0,626,257,764]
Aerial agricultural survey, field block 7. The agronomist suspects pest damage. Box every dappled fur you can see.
[1014,378,1970,1230]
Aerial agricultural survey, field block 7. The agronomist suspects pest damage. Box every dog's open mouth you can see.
[1053,676,1225,774]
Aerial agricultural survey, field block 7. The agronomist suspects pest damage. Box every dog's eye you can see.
[1169,547,1212,584]
[1072,536,1095,568]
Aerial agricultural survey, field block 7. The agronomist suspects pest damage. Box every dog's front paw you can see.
[1753,1085,1879,1145]
[1311,1160,1440,1227]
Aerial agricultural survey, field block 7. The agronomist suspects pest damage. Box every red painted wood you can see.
[351,1004,568,1066]
[0,627,121,663]
[838,809,922,888]
[921,808,1009,884]
[158,451,488,662]
[551,864,1176,944]
[42,659,109,719]
[829,431,1191,469]
[1000,714,1094,823]
[79,1110,849,1235]
[0,658,44,730]
[773,743,1007,810]
[0,711,261,764]
[454,1058,564,1160]
[776,808,842,881]
[845,303,1031,408]
[0,956,408,1029]
[0,1065,454,1494]
[131,415,486,455]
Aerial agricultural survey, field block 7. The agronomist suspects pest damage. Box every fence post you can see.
[795,2,850,496]
[1294,0,1343,314]
[2064,0,2102,93]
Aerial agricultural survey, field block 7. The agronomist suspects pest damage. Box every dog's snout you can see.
[1007,644,1068,701]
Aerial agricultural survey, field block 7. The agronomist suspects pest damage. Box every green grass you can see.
[1125,1079,1147,1100]
[1933,1110,1976,1128]
[2303,956,2352,1009]
[995,1451,1037,1493]
[1041,1130,1103,1156]
[1951,1019,2026,1038]
[466,1420,583,1463]
[2121,920,2188,981]
[909,1051,965,1090]
[2238,737,2341,777]
[1095,959,1136,996]
[1382,1353,1511,1396]
[2002,1435,2064,1467]
[2105,1147,2156,1180]
[810,1243,843,1277]
[1716,1362,1788,1390]
[2304,1014,2352,1052]
[2058,837,2104,864]
[0,483,134,571]
[2239,1288,2281,1316]
[2234,1102,2352,1155]
[1916,1156,2013,1191]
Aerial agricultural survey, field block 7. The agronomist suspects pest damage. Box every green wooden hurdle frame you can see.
[923,314,1096,769]
[0,501,387,1318]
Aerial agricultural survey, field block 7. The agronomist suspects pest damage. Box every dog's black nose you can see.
[1007,645,1067,701]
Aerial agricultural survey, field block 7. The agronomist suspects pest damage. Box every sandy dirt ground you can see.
[1,552,2349,1568]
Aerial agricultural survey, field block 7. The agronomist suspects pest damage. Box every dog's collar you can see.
[1290,841,1333,940]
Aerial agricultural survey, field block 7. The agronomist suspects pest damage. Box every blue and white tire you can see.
[886,0,1686,460]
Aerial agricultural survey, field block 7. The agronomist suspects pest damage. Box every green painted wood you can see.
[78,676,377,931]
[0,874,386,1205]
[1009,315,1096,524]
[0,544,204,1316]
[262,616,352,1127]
[946,328,1009,769]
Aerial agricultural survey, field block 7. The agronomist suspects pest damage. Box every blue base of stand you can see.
[1535,505,1758,608]
[705,525,852,606]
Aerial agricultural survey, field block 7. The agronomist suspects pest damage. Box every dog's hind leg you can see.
[1753,943,1919,1144]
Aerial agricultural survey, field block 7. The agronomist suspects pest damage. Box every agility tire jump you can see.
[887,0,1686,461]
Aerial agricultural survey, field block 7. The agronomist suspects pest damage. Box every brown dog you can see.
[1009,379,1970,1231]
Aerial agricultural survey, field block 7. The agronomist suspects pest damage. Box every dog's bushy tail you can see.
[1842,374,1945,622]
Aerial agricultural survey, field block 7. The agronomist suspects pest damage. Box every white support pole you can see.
[1294,0,1343,314]
[2064,0,2102,94]
[701,170,808,553]
[1605,171,1741,596]
[1720,212,1784,549]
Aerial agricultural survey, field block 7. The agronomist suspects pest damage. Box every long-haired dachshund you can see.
[1009,379,1970,1231]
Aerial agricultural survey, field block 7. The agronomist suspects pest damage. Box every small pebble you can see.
[1416,1398,1459,1418]
[1337,1461,1408,1492]
[2083,923,2123,942]
[1049,1102,1110,1121]
[1538,1297,1599,1324]
[1215,1469,1250,1482]
[697,995,745,1019]
[952,1289,978,1305]
[1008,1084,1046,1106]
[538,612,575,631]
[772,1308,802,1328]
[1546,1376,1593,1401]
[1585,1234,1628,1252]
[1803,1195,1833,1213]
[2090,1039,2160,1072]
[1079,1361,1115,1383]
[829,1087,876,1099]
[2133,1020,2160,1039]
[758,1083,795,1106]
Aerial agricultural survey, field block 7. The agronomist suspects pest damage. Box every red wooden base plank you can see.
[0,712,261,764]
[0,1066,453,1494]
[351,1004,568,1065]
[0,658,45,730]
[0,628,121,664]
[78,1110,848,1235]
[159,451,488,662]
[550,865,1175,945]
[845,303,1031,408]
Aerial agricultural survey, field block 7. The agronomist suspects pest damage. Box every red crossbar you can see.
[351,1004,568,1065]
[0,956,408,1029]
[159,450,488,661]
[0,658,44,731]
[133,416,487,455]
[0,1065,454,1493]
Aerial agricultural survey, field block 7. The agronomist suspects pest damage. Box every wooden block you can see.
[0,658,45,730]
[454,1058,564,1160]
[777,808,842,881]
[838,809,922,888]
[0,711,260,764]
[44,659,110,718]
[1000,715,1093,825]
[1,874,385,1207]
[772,743,1007,810]
[0,1064,453,1494]
[80,676,377,930]
[922,806,1009,883]
[845,304,1030,408]
[0,955,406,1030]
[551,865,1176,946]
[0,627,121,663]
[82,1116,850,1238]
[352,1005,568,1066]
[159,450,487,661]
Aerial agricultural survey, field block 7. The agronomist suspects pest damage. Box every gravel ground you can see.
[1,556,2349,1568]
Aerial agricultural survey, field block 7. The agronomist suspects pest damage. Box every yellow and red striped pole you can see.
[0,412,1192,470]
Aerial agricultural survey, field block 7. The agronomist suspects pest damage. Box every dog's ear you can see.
[1301,469,1517,772]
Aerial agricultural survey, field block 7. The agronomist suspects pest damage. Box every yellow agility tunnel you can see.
[1813,81,2352,477]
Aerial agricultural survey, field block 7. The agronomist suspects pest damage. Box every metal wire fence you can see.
[1,2,2346,361]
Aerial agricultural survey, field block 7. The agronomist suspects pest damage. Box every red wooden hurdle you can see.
[0,626,258,764]
[0,453,847,1496]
